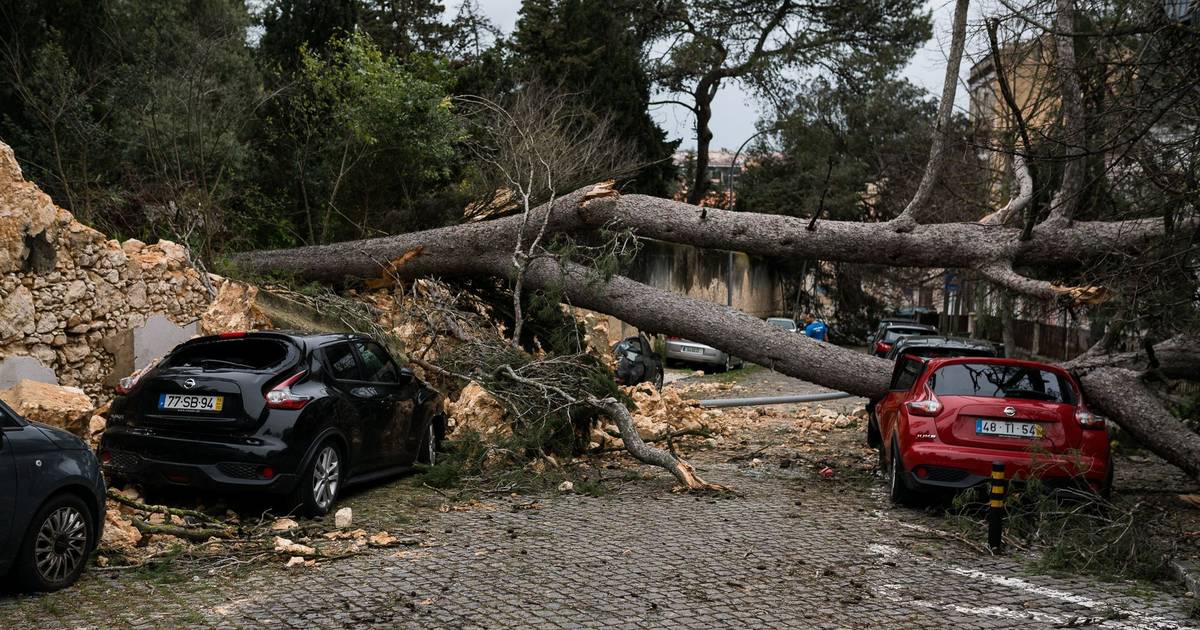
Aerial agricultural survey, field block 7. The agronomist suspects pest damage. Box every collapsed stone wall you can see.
[0,141,212,399]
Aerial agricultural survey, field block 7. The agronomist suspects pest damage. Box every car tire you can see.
[417,421,439,466]
[290,440,342,517]
[888,437,916,506]
[1100,457,1114,500]
[867,414,882,449]
[14,493,95,592]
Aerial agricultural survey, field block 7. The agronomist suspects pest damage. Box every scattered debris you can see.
[285,556,315,569]
[368,532,398,547]
[273,537,316,556]
[558,481,574,493]
[270,518,300,532]
[335,507,353,529]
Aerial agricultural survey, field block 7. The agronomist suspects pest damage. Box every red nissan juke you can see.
[867,355,1111,504]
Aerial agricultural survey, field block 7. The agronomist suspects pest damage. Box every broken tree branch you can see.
[495,364,728,492]
[130,517,236,542]
[107,488,224,525]
[1046,0,1086,226]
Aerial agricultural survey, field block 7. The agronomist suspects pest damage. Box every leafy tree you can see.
[512,0,677,196]
[258,0,358,70]
[359,0,453,59]
[645,0,932,204]
[1,0,265,257]
[263,33,461,244]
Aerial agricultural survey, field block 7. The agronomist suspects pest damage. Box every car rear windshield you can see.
[883,328,935,343]
[161,338,294,371]
[768,319,796,330]
[929,363,1075,404]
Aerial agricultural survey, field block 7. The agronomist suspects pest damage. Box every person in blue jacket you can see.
[802,313,828,342]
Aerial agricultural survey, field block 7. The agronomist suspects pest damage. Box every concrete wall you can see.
[599,239,784,344]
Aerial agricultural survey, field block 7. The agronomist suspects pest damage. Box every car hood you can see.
[32,422,89,451]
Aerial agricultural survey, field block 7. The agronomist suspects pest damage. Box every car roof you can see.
[914,355,1073,376]
[883,321,936,330]
[182,330,369,352]
[893,335,994,349]
[767,317,795,322]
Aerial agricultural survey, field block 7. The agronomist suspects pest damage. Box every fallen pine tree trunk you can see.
[232,191,1200,482]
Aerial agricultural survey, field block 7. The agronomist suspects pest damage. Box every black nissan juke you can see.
[99,331,445,515]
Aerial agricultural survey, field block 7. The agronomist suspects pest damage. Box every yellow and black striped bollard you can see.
[987,461,1007,552]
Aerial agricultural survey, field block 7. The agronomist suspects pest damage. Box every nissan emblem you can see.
[184,378,196,389]
[1003,406,1016,417]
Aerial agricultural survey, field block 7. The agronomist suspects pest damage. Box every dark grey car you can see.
[1,399,105,591]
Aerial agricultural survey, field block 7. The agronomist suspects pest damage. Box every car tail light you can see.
[1075,409,1104,429]
[260,466,276,479]
[219,331,247,339]
[875,341,892,354]
[115,371,143,395]
[265,371,311,410]
[906,386,942,416]
[667,336,680,341]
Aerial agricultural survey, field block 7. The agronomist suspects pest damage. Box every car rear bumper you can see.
[665,344,726,365]
[899,440,1109,492]
[99,427,299,494]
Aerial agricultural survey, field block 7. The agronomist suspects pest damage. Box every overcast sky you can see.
[455,0,971,151]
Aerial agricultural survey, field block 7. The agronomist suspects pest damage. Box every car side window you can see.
[891,358,923,391]
[354,341,400,383]
[0,406,21,429]
[324,343,362,382]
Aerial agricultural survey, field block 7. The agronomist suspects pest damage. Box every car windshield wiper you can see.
[1002,389,1057,401]
[198,359,254,370]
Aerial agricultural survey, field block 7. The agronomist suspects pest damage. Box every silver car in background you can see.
[766,317,798,332]
[664,337,744,372]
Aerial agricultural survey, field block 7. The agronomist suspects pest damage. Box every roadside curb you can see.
[1169,559,1200,598]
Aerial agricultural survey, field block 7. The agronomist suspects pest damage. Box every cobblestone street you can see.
[3,416,1198,629]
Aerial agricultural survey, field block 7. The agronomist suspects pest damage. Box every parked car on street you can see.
[866,318,916,345]
[766,317,798,332]
[664,337,744,372]
[612,334,664,389]
[868,321,938,357]
[1,399,106,591]
[99,331,445,516]
[867,356,1111,505]
[884,335,1003,361]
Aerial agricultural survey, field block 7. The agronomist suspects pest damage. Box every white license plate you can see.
[680,346,704,354]
[158,393,224,412]
[976,418,1042,439]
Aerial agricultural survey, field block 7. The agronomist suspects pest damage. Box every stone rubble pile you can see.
[0,141,212,399]
[0,378,93,437]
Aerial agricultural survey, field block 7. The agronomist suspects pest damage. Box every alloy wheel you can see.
[312,445,340,511]
[34,507,88,585]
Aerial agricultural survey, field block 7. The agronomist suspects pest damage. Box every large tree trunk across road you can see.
[234,185,1200,479]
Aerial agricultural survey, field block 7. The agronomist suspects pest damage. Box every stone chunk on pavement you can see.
[0,378,93,436]
[335,507,353,529]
